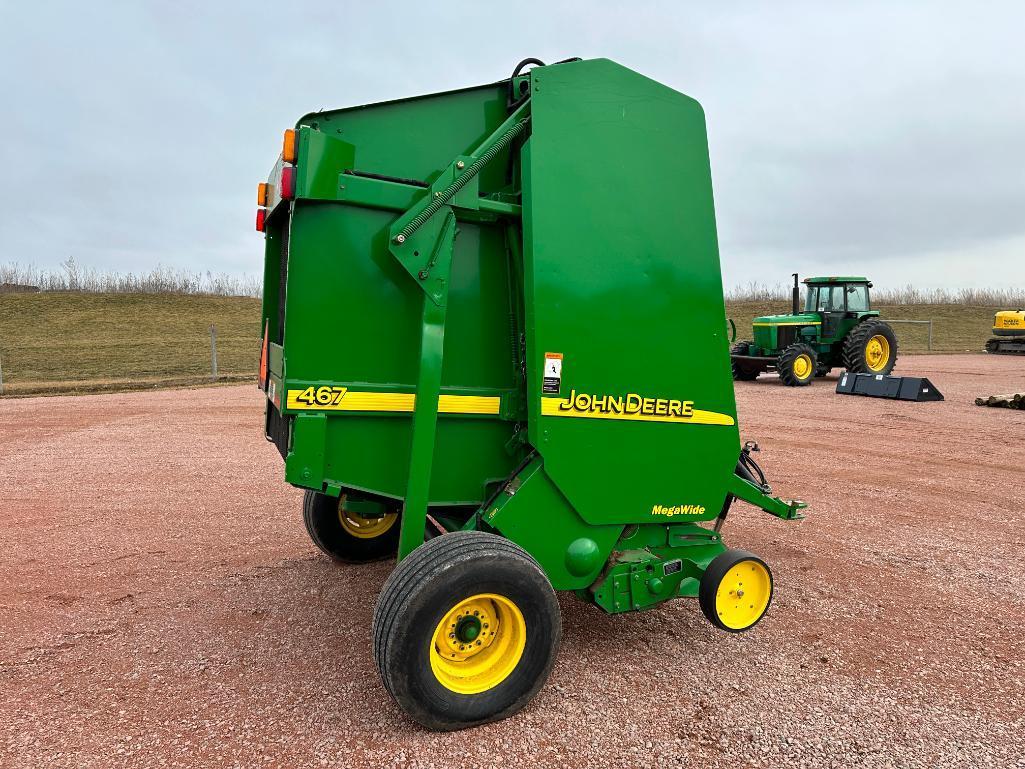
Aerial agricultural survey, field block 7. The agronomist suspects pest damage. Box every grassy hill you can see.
[0,292,1004,396]
[0,292,260,395]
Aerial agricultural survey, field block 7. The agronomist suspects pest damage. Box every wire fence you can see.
[877,319,933,350]
[0,325,258,397]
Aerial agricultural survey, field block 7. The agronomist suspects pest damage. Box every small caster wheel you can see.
[699,549,773,632]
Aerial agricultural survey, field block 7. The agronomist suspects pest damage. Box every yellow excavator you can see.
[985,310,1025,355]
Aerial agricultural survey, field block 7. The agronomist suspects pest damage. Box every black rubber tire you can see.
[814,362,832,378]
[776,343,817,386]
[302,490,400,563]
[842,319,898,374]
[730,340,763,381]
[699,549,774,633]
[372,531,561,731]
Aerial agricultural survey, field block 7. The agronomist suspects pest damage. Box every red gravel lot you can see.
[1,354,1023,768]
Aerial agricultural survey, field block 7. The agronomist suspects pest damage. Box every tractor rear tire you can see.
[372,531,561,731]
[776,343,817,386]
[699,549,774,633]
[730,340,762,381]
[302,490,400,563]
[843,320,898,374]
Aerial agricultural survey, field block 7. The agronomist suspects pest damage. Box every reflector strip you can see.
[259,320,269,388]
[285,388,500,415]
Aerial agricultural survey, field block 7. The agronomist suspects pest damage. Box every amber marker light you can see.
[282,128,298,164]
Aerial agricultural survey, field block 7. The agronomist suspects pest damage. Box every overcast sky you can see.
[2,1,1023,291]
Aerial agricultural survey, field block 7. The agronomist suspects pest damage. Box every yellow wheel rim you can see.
[337,499,397,540]
[792,353,812,379]
[865,335,891,372]
[430,593,526,694]
[715,560,772,631]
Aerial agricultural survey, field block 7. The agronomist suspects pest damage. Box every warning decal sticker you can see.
[542,352,563,394]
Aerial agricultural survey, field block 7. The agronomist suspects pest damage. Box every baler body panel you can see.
[522,59,739,526]
[261,84,526,506]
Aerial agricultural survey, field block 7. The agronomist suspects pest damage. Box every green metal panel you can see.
[480,456,623,590]
[521,59,740,527]
[296,84,515,191]
[262,83,527,506]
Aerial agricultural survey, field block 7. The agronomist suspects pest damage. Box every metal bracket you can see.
[388,99,531,303]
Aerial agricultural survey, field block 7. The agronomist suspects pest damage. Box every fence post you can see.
[0,350,4,395]
[928,320,933,351]
[210,325,218,382]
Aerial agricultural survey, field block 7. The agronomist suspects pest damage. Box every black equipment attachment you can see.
[836,372,943,402]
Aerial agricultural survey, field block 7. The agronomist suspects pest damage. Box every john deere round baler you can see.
[254,57,806,731]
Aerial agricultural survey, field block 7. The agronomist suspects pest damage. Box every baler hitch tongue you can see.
[783,499,808,521]
[729,443,809,521]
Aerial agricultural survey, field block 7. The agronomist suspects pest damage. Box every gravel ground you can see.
[2,354,1024,768]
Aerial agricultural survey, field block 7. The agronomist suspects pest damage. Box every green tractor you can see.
[730,275,898,386]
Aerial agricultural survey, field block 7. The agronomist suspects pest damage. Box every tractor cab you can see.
[803,277,873,338]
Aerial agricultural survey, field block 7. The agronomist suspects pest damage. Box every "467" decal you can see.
[290,386,348,408]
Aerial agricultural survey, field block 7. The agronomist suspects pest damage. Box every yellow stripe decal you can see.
[752,321,821,327]
[540,397,734,426]
[286,388,500,415]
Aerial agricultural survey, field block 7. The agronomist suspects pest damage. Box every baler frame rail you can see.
[386,97,534,559]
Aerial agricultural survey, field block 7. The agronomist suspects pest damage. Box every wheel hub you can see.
[793,353,812,379]
[337,496,398,539]
[455,615,482,643]
[715,561,772,630]
[430,593,526,694]
[865,334,891,372]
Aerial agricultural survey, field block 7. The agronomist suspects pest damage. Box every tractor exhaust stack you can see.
[792,273,800,315]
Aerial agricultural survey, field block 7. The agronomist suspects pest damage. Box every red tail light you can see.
[280,166,296,200]
[255,208,267,232]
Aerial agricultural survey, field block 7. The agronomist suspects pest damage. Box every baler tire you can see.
[302,490,400,563]
[372,531,561,731]
[842,320,898,374]
[699,549,774,633]
[776,343,817,387]
[730,340,762,381]
[814,362,832,378]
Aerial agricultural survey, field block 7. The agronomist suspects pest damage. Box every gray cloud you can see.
[1,1,1022,290]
